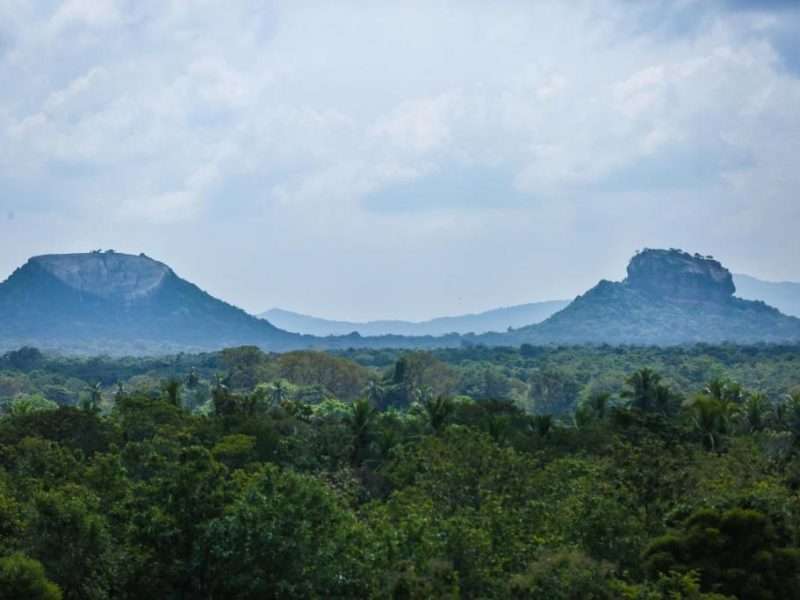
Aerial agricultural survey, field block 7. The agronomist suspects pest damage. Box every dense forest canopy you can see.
[1,343,799,598]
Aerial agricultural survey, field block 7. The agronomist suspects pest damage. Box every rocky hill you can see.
[0,251,313,354]
[0,251,459,354]
[1,248,798,354]
[489,249,800,346]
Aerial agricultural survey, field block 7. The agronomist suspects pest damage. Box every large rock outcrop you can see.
[491,248,800,346]
[0,251,459,354]
[625,249,735,302]
[31,251,170,301]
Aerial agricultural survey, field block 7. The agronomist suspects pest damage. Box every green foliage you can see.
[6,394,58,417]
[0,344,798,598]
[29,485,117,600]
[205,465,374,598]
[0,553,62,600]
[508,551,616,599]
[644,507,800,598]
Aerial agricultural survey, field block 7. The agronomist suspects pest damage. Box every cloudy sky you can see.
[1,0,799,320]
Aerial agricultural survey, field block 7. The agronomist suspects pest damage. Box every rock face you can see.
[31,251,169,301]
[625,249,735,302]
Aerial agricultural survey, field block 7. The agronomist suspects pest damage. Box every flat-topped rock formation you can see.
[30,251,170,301]
[625,249,735,302]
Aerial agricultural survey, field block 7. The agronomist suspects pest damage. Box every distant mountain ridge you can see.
[260,300,569,336]
[733,273,800,318]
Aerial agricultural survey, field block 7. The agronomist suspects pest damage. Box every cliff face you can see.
[30,251,170,301]
[625,249,735,302]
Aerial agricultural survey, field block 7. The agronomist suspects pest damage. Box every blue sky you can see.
[1,0,799,320]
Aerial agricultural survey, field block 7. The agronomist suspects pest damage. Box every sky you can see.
[1,0,799,321]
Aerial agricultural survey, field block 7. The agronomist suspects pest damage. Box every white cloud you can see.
[0,0,799,317]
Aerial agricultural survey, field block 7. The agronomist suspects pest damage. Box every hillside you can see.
[0,251,312,354]
[489,249,800,346]
[260,300,569,336]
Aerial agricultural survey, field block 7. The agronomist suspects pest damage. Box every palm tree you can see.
[270,380,288,406]
[687,394,724,452]
[782,392,800,438]
[705,377,744,405]
[530,414,553,437]
[114,382,125,403]
[589,392,611,419]
[622,368,661,412]
[742,392,769,433]
[424,395,454,435]
[186,367,199,389]
[346,398,375,465]
[163,379,182,407]
[82,382,102,413]
[212,375,235,416]
[364,380,385,407]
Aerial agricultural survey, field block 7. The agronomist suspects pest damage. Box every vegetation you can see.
[1,343,800,598]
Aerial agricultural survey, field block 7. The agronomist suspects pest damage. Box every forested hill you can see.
[487,249,800,346]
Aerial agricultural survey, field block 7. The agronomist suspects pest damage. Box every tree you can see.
[364,380,385,406]
[29,485,116,600]
[7,394,58,416]
[345,398,375,466]
[644,507,800,598]
[686,394,724,451]
[269,380,289,406]
[781,391,800,440]
[205,465,374,598]
[212,376,236,417]
[508,551,616,599]
[113,382,125,404]
[0,553,62,600]
[424,395,454,435]
[622,367,674,414]
[81,383,102,414]
[1,347,44,371]
[161,379,182,408]
[530,414,553,437]
[742,392,769,433]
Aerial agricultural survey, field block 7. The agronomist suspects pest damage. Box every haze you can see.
[1,0,798,321]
